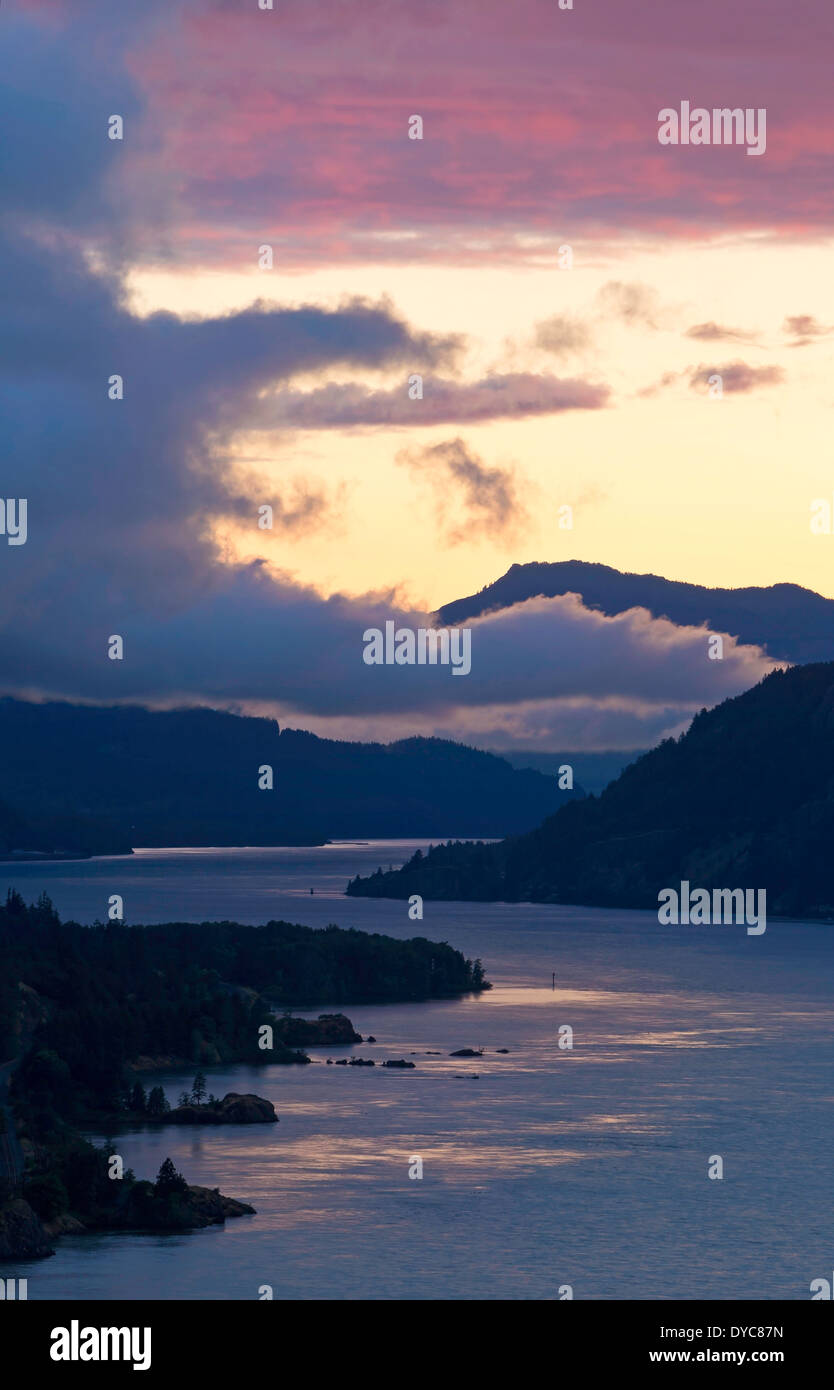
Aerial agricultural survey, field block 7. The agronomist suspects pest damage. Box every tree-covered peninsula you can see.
[0,893,489,1260]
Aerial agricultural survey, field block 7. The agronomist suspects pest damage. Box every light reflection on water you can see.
[3,840,834,1300]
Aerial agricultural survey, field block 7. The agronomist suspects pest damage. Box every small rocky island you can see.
[271,1013,361,1047]
[160,1092,278,1126]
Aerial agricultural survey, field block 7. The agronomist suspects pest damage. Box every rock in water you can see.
[217,1093,278,1124]
[183,1186,256,1225]
[0,1197,55,1260]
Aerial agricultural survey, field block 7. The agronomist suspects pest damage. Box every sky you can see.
[2,0,832,750]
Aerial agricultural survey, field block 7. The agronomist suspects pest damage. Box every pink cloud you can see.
[19,0,834,266]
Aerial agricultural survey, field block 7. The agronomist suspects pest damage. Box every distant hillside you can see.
[347,662,834,917]
[498,749,646,795]
[438,561,834,664]
[0,794,130,861]
[0,699,580,852]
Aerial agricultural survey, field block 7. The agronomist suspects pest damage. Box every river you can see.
[3,841,833,1300]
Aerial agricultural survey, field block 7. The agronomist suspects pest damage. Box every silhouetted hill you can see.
[497,749,646,795]
[0,794,131,861]
[437,561,834,663]
[347,662,834,917]
[0,699,579,852]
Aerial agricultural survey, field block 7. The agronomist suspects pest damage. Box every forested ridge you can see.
[348,663,834,916]
[0,698,578,854]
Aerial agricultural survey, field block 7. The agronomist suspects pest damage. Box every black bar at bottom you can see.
[1,1299,823,1377]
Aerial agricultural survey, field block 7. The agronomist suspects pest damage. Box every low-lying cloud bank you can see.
[3,563,781,748]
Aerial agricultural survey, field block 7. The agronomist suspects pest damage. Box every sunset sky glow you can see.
[4,0,833,747]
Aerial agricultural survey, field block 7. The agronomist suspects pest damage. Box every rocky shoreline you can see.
[0,1093,274,1263]
[1,895,494,1266]
[0,1183,255,1261]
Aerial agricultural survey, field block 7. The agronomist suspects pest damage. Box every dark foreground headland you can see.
[0,893,489,1260]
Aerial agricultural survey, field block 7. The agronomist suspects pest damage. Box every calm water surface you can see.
[3,842,833,1300]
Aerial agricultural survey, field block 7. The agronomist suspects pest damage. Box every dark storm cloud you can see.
[0,12,133,224]
[1,219,457,590]
[0,14,462,659]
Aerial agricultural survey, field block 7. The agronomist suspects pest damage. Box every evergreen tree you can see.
[129,1082,147,1114]
[154,1157,187,1195]
[191,1070,207,1106]
[146,1086,170,1117]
